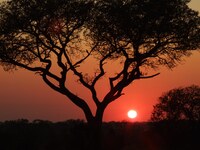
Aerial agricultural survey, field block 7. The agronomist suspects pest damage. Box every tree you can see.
[151,85,200,121]
[0,0,200,128]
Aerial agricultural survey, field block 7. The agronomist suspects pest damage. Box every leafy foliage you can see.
[151,85,200,121]
[89,0,200,69]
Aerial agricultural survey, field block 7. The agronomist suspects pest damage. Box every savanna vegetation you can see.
[1,0,200,149]
[151,85,200,121]
[0,119,199,150]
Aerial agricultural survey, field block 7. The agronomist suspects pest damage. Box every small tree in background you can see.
[151,85,200,121]
[0,0,200,129]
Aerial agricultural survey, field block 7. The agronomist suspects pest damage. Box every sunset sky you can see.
[0,0,200,122]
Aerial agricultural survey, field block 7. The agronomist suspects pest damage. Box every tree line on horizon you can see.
[1,83,199,150]
[0,118,199,150]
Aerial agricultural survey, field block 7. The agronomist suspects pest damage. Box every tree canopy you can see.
[0,0,200,125]
[151,85,200,121]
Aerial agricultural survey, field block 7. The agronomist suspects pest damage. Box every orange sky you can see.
[0,0,200,122]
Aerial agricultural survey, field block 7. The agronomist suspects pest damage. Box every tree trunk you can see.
[84,109,104,150]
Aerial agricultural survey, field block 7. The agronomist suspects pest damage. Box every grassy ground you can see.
[0,119,199,150]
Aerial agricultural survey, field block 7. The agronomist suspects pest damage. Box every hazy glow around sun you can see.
[127,110,137,119]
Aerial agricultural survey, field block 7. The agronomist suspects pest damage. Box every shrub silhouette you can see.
[151,85,200,121]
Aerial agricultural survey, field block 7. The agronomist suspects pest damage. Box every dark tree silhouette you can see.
[151,85,200,121]
[0,0,200,129]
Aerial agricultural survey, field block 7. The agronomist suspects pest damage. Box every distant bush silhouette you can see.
[151,85,200,121]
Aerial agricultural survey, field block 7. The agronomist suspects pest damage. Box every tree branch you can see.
[139,72,160,79]
[91,53,107,87]
[63,46,102,106]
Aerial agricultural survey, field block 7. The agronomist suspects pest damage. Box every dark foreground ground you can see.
[0,119,199,150]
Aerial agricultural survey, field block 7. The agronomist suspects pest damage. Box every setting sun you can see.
[127,110,138,119]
